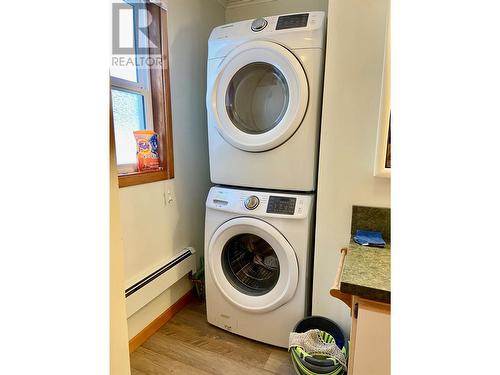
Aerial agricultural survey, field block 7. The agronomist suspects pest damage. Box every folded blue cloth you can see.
[353,230,386,247]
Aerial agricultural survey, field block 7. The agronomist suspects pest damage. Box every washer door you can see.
[208,217,299,313]
[209,41,309,152]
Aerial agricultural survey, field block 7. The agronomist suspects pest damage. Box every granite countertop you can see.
[340,240,391,304]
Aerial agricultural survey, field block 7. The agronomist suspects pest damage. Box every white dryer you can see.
[204,186,315,348]
[206,12,326,192]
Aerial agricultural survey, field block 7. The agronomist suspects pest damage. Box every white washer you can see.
[205,186,315,348]
[206,12,326,192]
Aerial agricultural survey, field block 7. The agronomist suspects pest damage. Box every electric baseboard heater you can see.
[125,247,196,318]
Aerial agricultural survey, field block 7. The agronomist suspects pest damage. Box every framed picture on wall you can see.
[374,14,391,178]
[385,115,391,169]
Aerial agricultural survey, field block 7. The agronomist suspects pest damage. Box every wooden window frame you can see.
[114,2,174,188]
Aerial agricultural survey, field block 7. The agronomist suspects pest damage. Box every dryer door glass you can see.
[226,62,289,135]
[221,233,280,296]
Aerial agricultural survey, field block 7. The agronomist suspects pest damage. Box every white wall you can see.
[225,0,328,22]
[119,0,225,339]
[312,0,391,336]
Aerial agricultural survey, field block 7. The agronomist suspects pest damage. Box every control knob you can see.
[251,18,268,32]
[244,195,260,210]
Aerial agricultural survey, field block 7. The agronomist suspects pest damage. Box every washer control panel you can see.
[206,186,313,219]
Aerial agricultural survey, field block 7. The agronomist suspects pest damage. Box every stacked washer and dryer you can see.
[204,12,326,348]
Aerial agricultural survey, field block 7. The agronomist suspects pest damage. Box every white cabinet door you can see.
[348,297,391,375]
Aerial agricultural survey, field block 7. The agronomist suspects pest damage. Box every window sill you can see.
[118,169,168,188]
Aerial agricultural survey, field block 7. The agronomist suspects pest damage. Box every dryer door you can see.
[209,41,309,152]
[208,217,299,313]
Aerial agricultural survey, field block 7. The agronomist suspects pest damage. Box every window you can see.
[110,0,174,187]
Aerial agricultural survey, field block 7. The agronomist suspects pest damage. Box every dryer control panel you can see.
[208,11,326,59]
[206,186,313,219]
[276,13,309,30]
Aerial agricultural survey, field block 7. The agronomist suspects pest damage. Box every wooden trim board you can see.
[118,169,168,188]
[330,248,353,307]
[128,290,194,353]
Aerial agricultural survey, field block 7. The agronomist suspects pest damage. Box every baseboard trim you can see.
[128,289,194,353]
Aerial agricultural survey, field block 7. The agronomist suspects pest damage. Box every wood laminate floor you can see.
[130,299,294,375]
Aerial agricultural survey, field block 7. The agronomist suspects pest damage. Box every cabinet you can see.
[330,247,391,375]
[348,297,390,375]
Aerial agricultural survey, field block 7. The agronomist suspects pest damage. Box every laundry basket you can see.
[290,316,348,375]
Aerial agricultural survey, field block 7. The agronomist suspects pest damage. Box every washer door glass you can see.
[222,233,280,296]
[208,217,299,313]
[226,62,289,135]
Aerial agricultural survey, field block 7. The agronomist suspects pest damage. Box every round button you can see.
[251,18,268,32]
[244,195,260,210]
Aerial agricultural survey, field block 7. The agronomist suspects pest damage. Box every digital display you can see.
[276,13,309,30]
[266,196,296,215]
